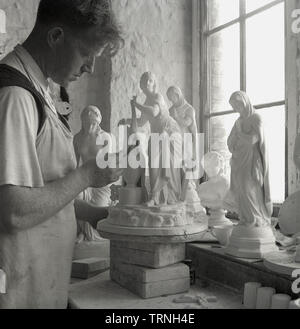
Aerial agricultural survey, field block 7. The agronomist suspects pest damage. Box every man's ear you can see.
[47,27,64,49]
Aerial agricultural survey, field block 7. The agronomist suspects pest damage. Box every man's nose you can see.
[82,57,95,74]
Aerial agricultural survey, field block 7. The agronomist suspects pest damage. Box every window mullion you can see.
[240,0,246,91]
[200,0,209,154]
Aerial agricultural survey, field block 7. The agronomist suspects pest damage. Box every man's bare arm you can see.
[0,160,122,233]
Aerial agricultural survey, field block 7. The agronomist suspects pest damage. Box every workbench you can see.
[68,270,243,309]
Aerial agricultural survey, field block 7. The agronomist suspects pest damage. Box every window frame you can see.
[198,0,287,205]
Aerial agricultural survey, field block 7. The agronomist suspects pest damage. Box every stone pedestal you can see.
[105,239,190,299]
[110,241,186,269]
[225,225,278,259]
[209,209,233,228]
[97,201,207,299]
[110,261,190,299]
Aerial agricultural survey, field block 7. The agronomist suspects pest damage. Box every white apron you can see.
[0,104,77,309]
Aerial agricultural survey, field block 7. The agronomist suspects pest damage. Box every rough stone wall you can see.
[0,0,193,136]
[67,55,112,134]
[110,0,193,135]
[0,0,39,56]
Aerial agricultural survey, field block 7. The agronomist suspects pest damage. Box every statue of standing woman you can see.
[167,86,198,169]
[73,106,112,242]
[167,86,206,223]
[226,91,272,227]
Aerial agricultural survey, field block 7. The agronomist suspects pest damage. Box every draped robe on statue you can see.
[226,92,272,227]
[146,93,182,205]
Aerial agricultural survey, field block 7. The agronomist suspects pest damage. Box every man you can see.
[0,0,124,309]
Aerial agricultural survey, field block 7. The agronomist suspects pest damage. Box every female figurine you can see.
[226,91,272,227]
[167,86,198,166]
[130,72,182,206]
[73,106,112,242]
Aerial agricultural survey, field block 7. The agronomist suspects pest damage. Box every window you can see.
[201,0,286,204]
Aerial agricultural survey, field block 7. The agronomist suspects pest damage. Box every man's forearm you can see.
[0,166,90,233]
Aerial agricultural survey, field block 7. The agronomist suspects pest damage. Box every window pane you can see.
[208,24,240,114]
[259,106,286,203]
[208,0,240,30]
[246,0,279,13]
[246,3,285,104]
[209,113,239,179]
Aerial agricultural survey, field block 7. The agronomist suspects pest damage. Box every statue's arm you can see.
[134,101,160,118]
[238,130,259,145]
[240,115,262,145]
[169,106,177,121]
[180,114,193,128]
[119,116,149,128]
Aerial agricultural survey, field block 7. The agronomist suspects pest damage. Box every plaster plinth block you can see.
[225,225,278,259]
[71,258,110,279]
[110,241,186,268]
[110,263,190,299]
[110,262,189,283]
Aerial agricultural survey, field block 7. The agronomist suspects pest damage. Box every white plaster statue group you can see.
[77,70,276,248]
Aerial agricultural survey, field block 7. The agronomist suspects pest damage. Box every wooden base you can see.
[264,251,300,276]
[225,225,279,259]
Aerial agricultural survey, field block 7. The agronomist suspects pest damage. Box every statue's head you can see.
[81,105,102,130]
[229,91,254,118]
[166,86,183,105]
[140,71,157,95]
[201,151,225,178]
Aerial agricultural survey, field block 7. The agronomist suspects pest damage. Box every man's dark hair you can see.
[36,0,124,56]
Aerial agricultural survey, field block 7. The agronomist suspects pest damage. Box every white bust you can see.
[198,152,230,209]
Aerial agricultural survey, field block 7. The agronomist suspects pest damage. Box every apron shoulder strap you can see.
[0,64,47,135]
[0,64,71,134]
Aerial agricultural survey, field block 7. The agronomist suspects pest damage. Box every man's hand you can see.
[83,158,123,188]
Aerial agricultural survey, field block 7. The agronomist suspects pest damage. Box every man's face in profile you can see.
[48,26,106,87]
